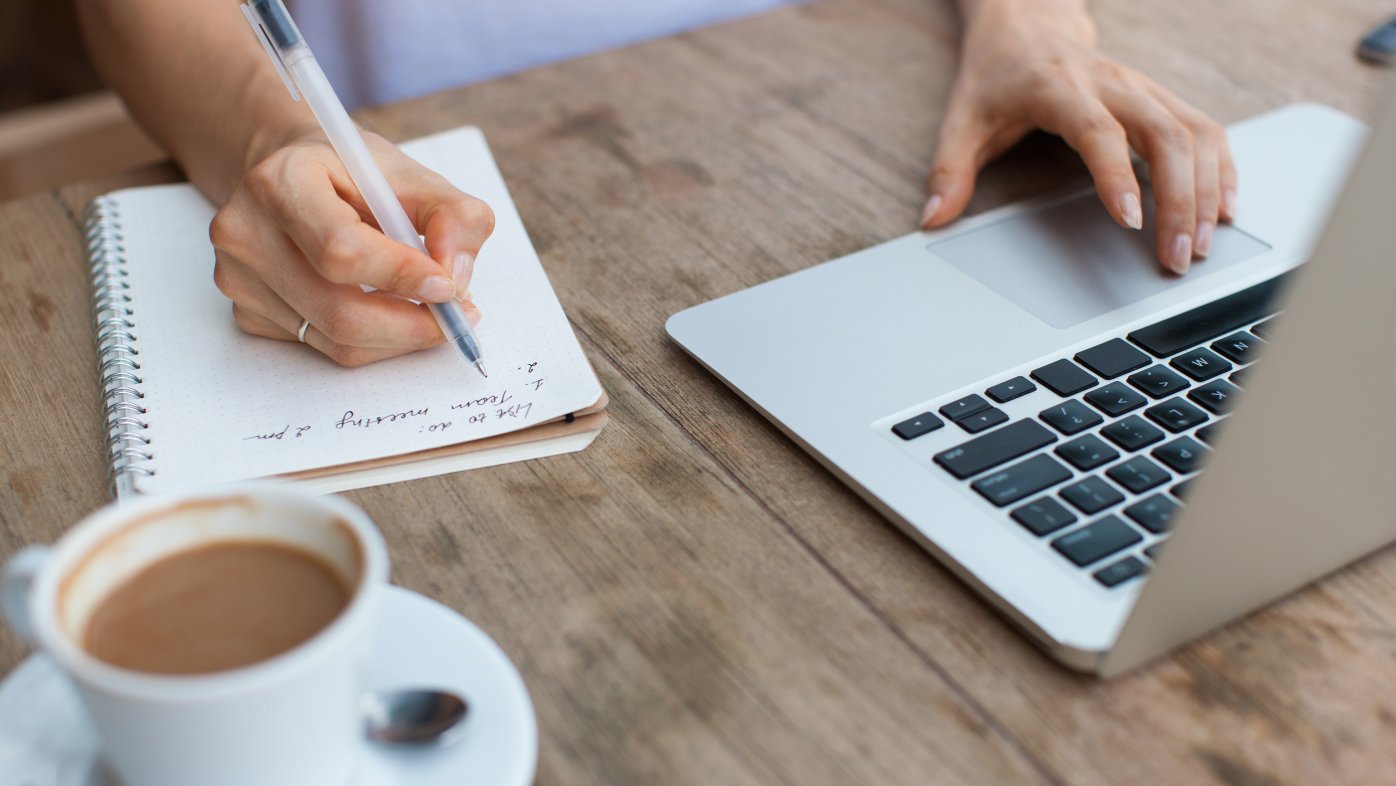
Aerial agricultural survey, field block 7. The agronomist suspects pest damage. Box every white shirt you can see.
[292,0,797,109]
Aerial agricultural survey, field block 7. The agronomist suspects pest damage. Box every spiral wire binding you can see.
[86,197,155,496]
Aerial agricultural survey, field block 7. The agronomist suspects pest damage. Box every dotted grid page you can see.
[115,127,603,495]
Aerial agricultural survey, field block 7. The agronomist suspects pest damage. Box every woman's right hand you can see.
[210,130,494,367]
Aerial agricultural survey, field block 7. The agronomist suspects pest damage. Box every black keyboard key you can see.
[1075,338,1151,379]
[1188,379,1240,415]
[986,376,1036,403]
[1060,475,1126,515]
[1170,347,1233,381]
[1084,382,1148,417]
[892,412,944,440]
[1211,331,1262,364]
[1171,480,1194,499]
[1251,317,1278,338]
[1128,275,1288,357]
[1100,416,1165,451]
[1144,543,1164,560]
[1094,556,1148,588]
[940,394,990,422]
[1055,434,1120,471]
[1128,365,1190,399]
[1124,493,1178,534]
[972,454,1073,507]
[1107,456,1171,494]
[1039,399,1104,435]
[934,419,1057,480]
[1196,422,1221,444]
[1152,437,1210,474]
[958,407,1009,434]
[1052,515,1143,566]
[1031,359,1098,397]
[1011,497,1078,536]
[1144,397,1209,433]
[1229,368,1248,387]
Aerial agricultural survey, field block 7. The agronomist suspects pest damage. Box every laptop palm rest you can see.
[929,190,1272,329]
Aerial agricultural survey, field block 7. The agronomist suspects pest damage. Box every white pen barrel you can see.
[286,53,428,254]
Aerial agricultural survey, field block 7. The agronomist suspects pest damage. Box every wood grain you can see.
[5,1,1395,784]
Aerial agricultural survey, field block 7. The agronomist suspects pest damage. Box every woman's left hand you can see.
[925,0,1236,275]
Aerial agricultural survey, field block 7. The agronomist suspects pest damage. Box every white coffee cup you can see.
[0,483,389,786]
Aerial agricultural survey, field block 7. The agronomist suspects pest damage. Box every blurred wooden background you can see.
[0,0,163,202]
[0,0,98,109]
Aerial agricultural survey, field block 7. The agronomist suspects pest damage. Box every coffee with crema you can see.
[83,541,351,675]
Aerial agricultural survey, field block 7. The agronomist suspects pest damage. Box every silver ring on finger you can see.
[296,317,311,343]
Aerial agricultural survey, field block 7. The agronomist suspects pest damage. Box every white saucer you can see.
[0,586,537,786]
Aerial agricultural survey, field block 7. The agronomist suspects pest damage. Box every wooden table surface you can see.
[3,1,1394,783]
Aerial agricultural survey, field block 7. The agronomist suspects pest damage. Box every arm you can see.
[77,0,493,366]
[927,0,1236,275]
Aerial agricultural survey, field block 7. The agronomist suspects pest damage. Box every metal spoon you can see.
[362,689,470,746]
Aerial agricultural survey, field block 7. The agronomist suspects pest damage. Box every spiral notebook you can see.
[87,126,607,498]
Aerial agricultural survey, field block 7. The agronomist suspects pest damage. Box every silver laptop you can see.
[666,97,1391,677]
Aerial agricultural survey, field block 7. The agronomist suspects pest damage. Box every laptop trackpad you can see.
[928,190,1272,329]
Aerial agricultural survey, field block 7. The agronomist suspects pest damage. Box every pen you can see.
[241,0,488,378]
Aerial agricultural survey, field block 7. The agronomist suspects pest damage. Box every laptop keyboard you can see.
[892,274,1287,589]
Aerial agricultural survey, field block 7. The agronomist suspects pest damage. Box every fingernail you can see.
[1168,233,1192,275]
[452,252,474,299]
[417,275,455,303]
[1194,221,1214,258]
[1120,193,1143,230]
[1222,189,1238,220]
[920,195,943,228]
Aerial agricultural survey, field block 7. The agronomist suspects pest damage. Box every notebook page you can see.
[115,127,603,495]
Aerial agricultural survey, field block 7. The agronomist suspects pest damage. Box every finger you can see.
[370,289,482,326]
[250,165,457,304]
[301,325,424,367]
[1104,88,1197,274]
[923,101,989,229]
[395,172,496,297]
[214,251,308,336]
[1189,136,1219,259]
[220,233,449,352]
[234,295,433,368]
[231,304,296,342]
[1217,139,1239,223]
[459,298,483,327]
[1032,92,1144,231]
[1146,86,1226,257]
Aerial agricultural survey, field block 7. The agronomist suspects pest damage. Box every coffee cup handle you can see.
[2,546,51,646]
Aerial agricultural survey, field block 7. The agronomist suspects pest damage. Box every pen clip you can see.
[241,3,301,102]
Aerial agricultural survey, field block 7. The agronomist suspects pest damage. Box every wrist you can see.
[959,0,1097,49]
[241,117,322,172]
[232,64,323,175]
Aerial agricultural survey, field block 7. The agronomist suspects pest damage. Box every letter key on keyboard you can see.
[1170,347,1233,381]
[1144,398,1208,432]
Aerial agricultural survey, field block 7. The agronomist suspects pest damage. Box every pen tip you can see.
[475,360,488,378]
